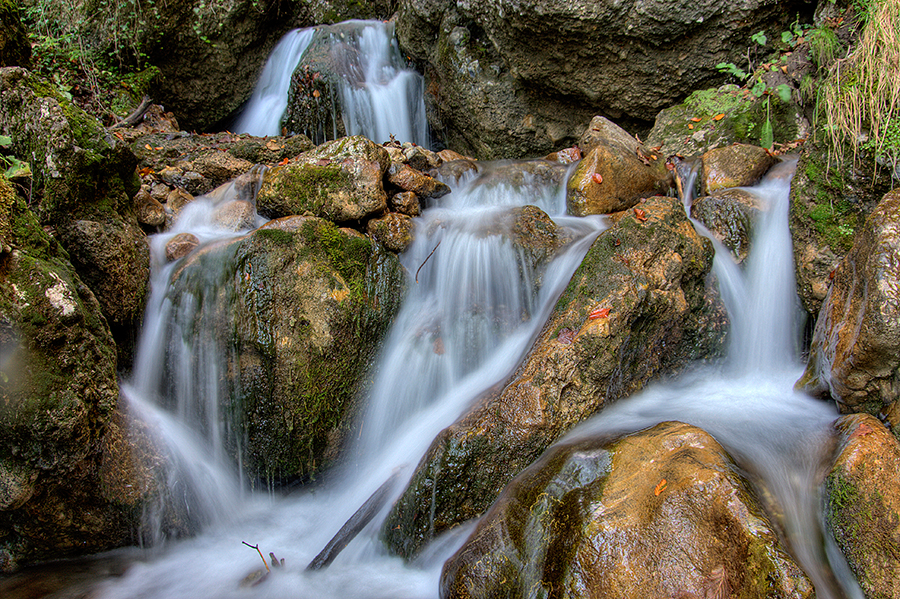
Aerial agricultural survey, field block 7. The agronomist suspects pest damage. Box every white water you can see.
[233,21,429,147]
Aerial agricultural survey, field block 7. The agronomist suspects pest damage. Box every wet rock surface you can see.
[700,144,777,195]
[383,195,727,558]
[441,422,813,599]
[691,188,763,264]
[798,188,900,417]
[825,414,900,599]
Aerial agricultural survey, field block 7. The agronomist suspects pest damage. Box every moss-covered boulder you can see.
[0,176,148,569]
[442,422,813,599]
[382,196,728,558]
[0,0,30,69]
[256,136,390,223]
[0,67,149,363]
[825,414,900,599]
[797,188,900,420]
[691,188,763,264]
[169,216,405,482]
[566,117,671,216]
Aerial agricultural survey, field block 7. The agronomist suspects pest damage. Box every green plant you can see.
[0,136,32,180]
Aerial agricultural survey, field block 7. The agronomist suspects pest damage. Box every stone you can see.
[700,144,777,195]
[390,191,421,217]
[691,188,762,264]
[134,189,167,228]
[798,189,900,417]
[383,196,728,558]
[825,414,900,599]
[367,213,414,252]
[256,136,391,222]
[165,233,200,262]
[387,164,451,200]
[211,200,256,231]
[442,422,814,599]
[567,118,671,216]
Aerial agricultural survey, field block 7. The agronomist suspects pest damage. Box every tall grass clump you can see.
[821,0,900,176]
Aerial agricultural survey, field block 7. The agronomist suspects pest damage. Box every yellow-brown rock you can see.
[700,144,777,195]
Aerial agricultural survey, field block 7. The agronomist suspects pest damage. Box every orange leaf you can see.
[713,113,725,121]
[144,144,152,150]
[654,479,668,496]
[690,117,701,122]
[138,166,154,177]
[688,124,694,130]
[634,208,648,222]
[589,307,610,320]
[592,173,603,184]
[277,158,290,166]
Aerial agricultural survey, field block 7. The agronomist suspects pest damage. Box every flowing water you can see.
[5,21,865,599]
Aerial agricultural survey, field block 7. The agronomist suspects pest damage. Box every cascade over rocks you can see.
[824,414,900,599]
[0,177,156,569]
[441,422,814,599]
[396,0,810,159]
[566,117,671,216]
[798,188,900,421]
[0,67,150,363]
[169,216,405,482]
[383,195,728,558]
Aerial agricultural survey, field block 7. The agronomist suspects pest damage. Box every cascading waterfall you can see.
[233,21,429,147]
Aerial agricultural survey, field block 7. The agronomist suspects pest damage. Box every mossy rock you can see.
[0,0,31,69]
[167,216,405,484]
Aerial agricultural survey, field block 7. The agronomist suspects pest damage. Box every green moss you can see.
[255,228,294,246]
[686,85,751,116]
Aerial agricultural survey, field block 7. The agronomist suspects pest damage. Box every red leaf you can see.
[654,479,668,496]
[634,208,648,222]
[277,158,290,166]
[592,173,603,184]
[589,307,610,320]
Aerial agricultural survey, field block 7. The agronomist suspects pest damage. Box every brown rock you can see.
[166,188,194,213]
[134,189,167,228]
[367,213,414,252]
[390,191,421,217]
[825,414,900,599]
[700,144,777,195]
[402,143,442,171]
[690,188,762,263]
[165,233,200,262]
[212,200,256,231]
[387,164,451,200]
[798,189,900,415]
[442,422,813,599]
[567,117,670,215]
[438,149,474,162]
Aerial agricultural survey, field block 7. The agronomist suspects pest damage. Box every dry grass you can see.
[821,0,900,173]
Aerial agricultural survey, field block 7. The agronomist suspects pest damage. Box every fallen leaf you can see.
[557,328,575,344]
[433,338,445,355]
[592,173,603,184]
[713,113,725,121]
[634,207,648,222]
[589,307,610,320]
[654,479,668,496]
[690,117,702,122]
[277,158,290,166]
[688,124,694,130]
[145,144,152,150]
[138,167,154,177]
[312,89,320,98]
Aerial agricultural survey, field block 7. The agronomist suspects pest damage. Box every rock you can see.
[390,191,421,217]
[789,144,889,318]
[184,152,254,193]
[402,144,441,171]
[441,422,814,599]
[646,84,808,158]
[387,164,451,200]
[700,144,777,195]
[383,196,728,558]
[165,233,200,262]
[691,188,763,263]
[544,146,582,164]
[0,67,150,351]
[256,136,390,222]
[367,213,415,252]
[397,0,807,159]
[438,149,472,162]
[166,188,194,213]
[566,118,671,215]
[0,1,31,69]
[430,159,479,183]
[134,189,167,228]
[0,176,147,568]
[211,200,256,231]
[798,189,900,417]
[169,216,405,481]
[825,414,900,599]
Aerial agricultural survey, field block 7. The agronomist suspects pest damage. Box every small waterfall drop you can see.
[233,21,429,147]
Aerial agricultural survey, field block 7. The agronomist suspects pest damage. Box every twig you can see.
[415,240,441,283]
[110,95,152,129]
[242,541,270,572]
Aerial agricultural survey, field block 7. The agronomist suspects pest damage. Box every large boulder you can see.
[441,422,813,599]
[797,188,900,421]
[168,216,405,482]
[397,0,810,159]
[382,195,728,558]
[0,67,150,365]
[0,176,147,569]
[256,136,390,223]
[825,414,900,599]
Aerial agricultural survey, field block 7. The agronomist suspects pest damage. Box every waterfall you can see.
[233,22,429,147]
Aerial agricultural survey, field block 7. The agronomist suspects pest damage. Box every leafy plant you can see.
[0,136,32,180]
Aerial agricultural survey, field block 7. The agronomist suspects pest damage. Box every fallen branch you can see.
[242,541,270,572]
[111,95,152,129]
[306,471,401,570]
[415,240,441,283]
